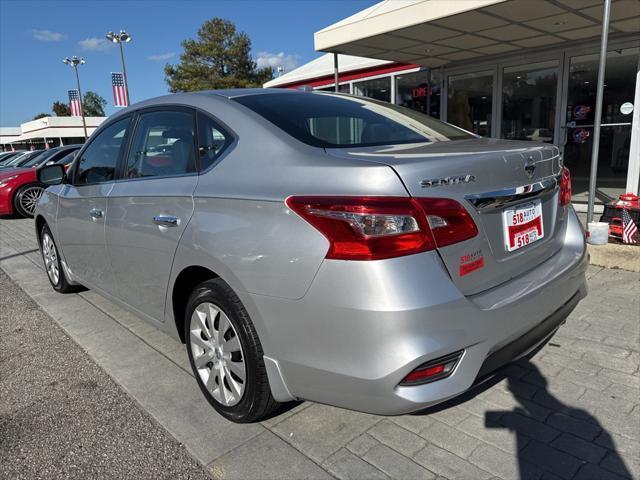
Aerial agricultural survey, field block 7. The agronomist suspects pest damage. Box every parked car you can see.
[19,145,81,170]
[0,149,78,217]
[0,150,43,169]
[35,90,587,423]
[0,151,24,164]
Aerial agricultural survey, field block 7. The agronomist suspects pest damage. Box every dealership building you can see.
[265,0,640,207]
[0,116,105,152]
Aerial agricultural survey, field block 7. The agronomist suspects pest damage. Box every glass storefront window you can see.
[447,71,493,136]
[502,61,558,144]
[316,84,350,93]
[564,47,639,199]
[395,69,442,118]
[353,77,391,102]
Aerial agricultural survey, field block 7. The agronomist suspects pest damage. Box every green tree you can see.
[32,113,49,120]
[82,91,107,116]
[164,17,273,92]
[52,101,70,116]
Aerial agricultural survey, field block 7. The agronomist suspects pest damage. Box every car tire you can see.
[40,224,77,293]
[13,183,44,218]
[185,278,279,423]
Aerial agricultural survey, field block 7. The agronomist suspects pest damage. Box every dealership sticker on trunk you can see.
[503,199,544,252]
[459,250,484,276]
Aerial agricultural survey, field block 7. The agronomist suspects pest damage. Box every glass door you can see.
[446,70,494,137]
[564,47,639,201]
[501,61,559,143]
[396,69,442,119]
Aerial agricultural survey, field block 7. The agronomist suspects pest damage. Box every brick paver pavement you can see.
[1,216,638,480]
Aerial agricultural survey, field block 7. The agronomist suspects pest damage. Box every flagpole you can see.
[106,30,132,105]
[64,56,88,141]
[118,42,130,105]
[74,64,88,141]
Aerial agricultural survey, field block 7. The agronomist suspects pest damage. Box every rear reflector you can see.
[559,167,571,206]
[286,196,477,261]
[399,351,463,386]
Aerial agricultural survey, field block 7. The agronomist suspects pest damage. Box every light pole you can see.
[63,56,88,141]
[106,30,131,104]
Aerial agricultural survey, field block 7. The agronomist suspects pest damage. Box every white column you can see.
[626,68,640,195]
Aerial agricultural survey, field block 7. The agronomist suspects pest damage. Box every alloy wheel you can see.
[42,233,60,285]
[19,186,44,215]
[189,302,246,406]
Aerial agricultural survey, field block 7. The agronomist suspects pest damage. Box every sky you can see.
[0,0,376,127]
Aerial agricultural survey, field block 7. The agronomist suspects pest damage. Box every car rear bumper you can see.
[248,207,588,415]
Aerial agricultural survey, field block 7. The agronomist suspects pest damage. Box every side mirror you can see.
[38,164,66,186]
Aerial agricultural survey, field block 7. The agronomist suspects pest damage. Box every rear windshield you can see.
[233,92,474,148]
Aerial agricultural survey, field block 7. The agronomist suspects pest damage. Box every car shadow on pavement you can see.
[417,356,632,479]
[488,364,632,479]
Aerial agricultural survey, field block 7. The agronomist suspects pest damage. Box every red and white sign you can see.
[459,250,484,276]
[503,200,544,252]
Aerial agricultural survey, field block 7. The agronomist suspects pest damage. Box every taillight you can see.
[415,198,478,248]
[559,166,571,206]
[286,196,477,261]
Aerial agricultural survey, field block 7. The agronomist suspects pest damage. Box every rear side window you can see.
[125,110,196,179]
[197,112,230,171]
[233,92,473,148]
[75,118,130,185]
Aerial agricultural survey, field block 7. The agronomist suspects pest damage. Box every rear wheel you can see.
[185,278,279,423]
[40,224,76,293]
[14,183,44,218]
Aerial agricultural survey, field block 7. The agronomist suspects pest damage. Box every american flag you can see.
[622,208,638,244]
[112,72,128,107]
[68,89,82,116]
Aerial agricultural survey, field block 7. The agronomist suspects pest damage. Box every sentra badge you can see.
[420,174,475,188]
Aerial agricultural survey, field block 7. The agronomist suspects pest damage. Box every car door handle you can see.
[89,208,103,220]
[153,215,179,227]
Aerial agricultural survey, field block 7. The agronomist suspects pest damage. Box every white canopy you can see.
[314,0,639,67]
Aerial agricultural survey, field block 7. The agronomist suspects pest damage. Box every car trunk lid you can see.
[326,138,568,295]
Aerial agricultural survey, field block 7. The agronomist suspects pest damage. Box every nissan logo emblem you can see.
[524,157,536,178]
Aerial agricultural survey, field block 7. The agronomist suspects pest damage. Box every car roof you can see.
[201,88,309,99]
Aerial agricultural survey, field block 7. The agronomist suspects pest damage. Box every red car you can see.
[0,146,79,217]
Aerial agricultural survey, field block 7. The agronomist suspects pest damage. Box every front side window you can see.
[125,110,196,179]
[75,118,130,185]
[197,112,230,171]
[234,92,473,148]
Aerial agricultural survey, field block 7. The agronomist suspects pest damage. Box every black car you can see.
[19,145,82,169]
[0,150,44,169]
[0,151,26,165]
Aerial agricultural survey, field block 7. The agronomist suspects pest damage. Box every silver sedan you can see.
[35,89,587,423]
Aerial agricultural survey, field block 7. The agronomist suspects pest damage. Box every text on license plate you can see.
[502,200,544,252]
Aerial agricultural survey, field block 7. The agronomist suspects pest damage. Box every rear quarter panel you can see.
[164,92,409,345]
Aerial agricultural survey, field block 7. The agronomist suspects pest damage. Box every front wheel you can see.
[185,278,279,423]
[14,183,44,218]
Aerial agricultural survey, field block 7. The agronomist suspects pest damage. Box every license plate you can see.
[503,200,544,252]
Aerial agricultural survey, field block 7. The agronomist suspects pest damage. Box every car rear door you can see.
[56,117,132,292]
[105,107,199,322]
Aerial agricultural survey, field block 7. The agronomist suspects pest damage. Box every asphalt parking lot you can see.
[1,217,639,480]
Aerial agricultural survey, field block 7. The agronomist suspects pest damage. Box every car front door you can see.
[56,117,131,292]
[105,108,199,322]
